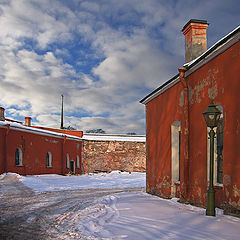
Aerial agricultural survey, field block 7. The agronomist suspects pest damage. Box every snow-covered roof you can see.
[0,120,82,141]
[82,133,146,142]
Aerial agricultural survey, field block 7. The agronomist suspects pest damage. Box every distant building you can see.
[141,20,240,215]
[0,107,83,175]
[0,107,146,175]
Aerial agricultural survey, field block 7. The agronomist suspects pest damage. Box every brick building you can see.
[140,20,240,215]
[0,107,83,175]
[0,107,146,175]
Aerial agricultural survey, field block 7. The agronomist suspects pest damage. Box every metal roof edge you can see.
[0,122,82,141]
[140,74,179,105]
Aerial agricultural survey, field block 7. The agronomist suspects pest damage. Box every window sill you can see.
[214,184,223,189]
[46,166,52,168]
[16,165,23,167]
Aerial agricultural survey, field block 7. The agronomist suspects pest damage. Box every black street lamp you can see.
[203,101,221,216]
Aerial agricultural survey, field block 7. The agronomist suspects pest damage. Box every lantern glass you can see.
[203,101,221,128]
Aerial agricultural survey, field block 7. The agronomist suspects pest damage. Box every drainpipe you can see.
[61,135,65,175]
[178,67,189,200]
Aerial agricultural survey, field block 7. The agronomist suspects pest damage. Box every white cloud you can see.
[0,0,239,134]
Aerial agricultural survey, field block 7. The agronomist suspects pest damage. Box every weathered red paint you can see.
[145,31,240,214]
[0,123,83,175]
[182,20,208,63]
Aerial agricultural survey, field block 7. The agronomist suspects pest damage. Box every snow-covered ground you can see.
[79,192,240,240]
[1,172,240,240]
[18,171,146,193]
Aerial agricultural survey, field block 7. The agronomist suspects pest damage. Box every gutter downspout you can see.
[61,135,66,175]
[178,67,190,200]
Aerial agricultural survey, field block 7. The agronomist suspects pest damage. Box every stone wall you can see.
[83,139,146,173]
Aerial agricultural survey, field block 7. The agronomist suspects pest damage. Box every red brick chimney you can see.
[182,19,209,63]
[0,107,5,121]
[25,117,32,126]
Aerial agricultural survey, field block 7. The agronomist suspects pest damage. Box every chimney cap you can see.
[182,19,208,32]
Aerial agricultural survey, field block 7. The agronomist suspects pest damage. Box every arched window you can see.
[171,120,181,197]
[46,152,52,168]
[66,154,70,168]
[15,148,23,166]
[76,155,80,168]
[171,121,181,181]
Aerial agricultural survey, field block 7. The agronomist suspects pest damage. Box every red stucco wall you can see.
[0,125,82,175]
[146,40,240,213]
[146,81,184,197]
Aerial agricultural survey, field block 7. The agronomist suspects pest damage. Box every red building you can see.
[141,20,240,215]
[0,107,83,175]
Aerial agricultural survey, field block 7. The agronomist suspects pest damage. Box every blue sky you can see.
[0,0,239,134]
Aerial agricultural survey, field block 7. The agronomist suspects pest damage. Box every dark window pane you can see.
[217,118,223,184]
[15,149,20,166]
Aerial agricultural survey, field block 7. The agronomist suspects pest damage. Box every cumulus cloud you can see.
[0,0,239,134]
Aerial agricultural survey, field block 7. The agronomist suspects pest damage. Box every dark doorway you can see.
[70,160,75,174]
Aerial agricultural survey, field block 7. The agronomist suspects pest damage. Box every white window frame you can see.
[66,154,70,168]
[76,155,80,168]
[171,120,181,196]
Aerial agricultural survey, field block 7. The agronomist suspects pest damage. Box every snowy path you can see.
[0,174,143,239]
[1,172,240,239]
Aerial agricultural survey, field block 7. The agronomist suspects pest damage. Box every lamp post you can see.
[203,101,221,216]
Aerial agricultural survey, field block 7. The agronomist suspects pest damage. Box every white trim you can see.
[82,134,146,142]
[0,123,82,141]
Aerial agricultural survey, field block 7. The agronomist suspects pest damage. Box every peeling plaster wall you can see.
[83,140,146,173]
[187,40,240,211]
[146,82,184,199]
[145,40,240,214]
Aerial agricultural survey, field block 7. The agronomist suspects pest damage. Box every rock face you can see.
[83,140,146,173]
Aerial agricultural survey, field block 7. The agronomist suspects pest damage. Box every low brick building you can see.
[82,134,146,173]
[0,107,83,175]
[0,107,146,175]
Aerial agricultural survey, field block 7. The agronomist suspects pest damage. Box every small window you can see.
[15,148,23,166]
[46,152,52,168]
[66,154,70,168]
[76,155,80,168]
